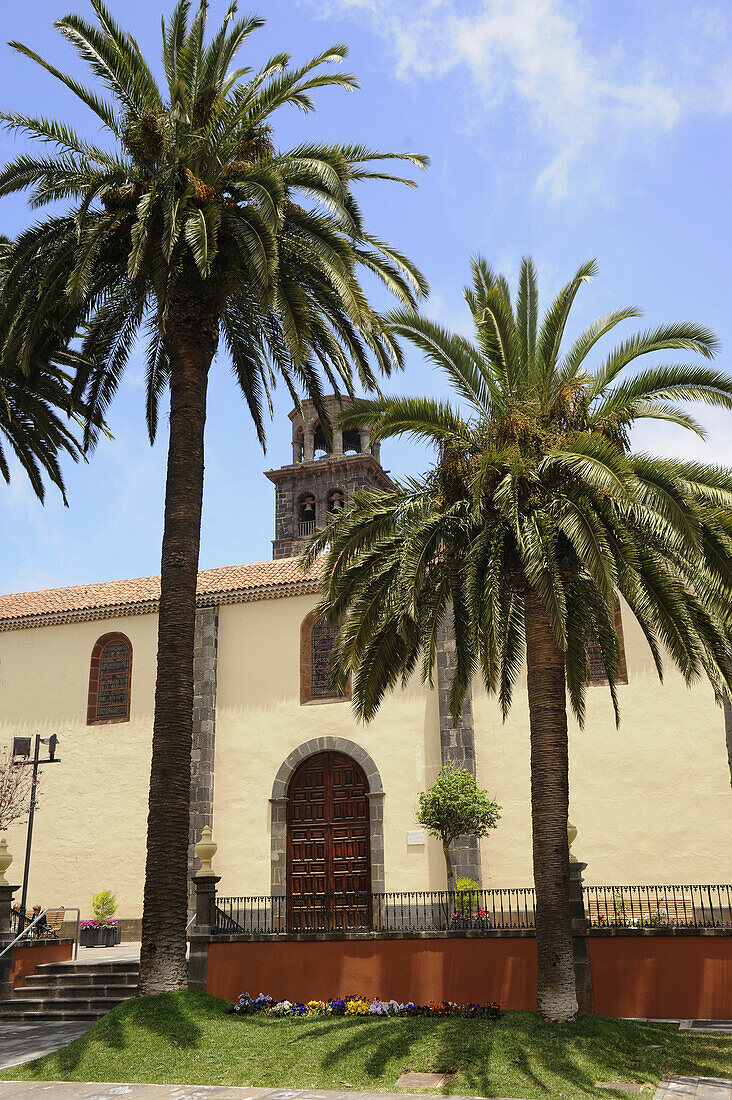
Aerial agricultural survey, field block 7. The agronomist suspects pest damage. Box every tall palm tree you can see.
[0,0,427,993]
[305,257,732,1021]
[0,235,99,503]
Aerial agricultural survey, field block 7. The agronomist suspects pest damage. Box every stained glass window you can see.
[90,636,131,722]
[587,637,607,681]
[587,602,628,685]
[311,619,342,699]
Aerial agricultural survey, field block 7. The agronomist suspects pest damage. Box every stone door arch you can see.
[270,738,384,899]
[287,750,371,928]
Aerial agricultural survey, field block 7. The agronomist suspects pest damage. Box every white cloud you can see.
[303,0,731,200]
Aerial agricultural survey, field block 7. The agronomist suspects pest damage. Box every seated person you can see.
[31,905,49,936]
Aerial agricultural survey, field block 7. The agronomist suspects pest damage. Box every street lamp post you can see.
[13,735,60,922]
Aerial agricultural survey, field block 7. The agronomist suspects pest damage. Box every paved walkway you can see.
[0,1085,729,1100]
[0,1088,521,1099]
[0,1079,729,1100]
[655,1078,732,1099]
[0,1024,89,1072]
[73,941,141,965]
[680,1022,732,1035]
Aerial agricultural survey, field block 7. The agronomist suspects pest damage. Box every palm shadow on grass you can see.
[308,1016,509,1095]
[299,1017,422,1080]
[440,1013,732,1099]
[303,1012,732,1100]
[17,992,204,1080]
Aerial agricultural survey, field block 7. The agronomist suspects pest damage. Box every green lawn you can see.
[4,991,731,1099]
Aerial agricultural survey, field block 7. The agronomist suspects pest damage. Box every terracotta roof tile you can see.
[0,556,323,631]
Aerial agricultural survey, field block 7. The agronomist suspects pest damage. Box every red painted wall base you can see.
[208,936,537,1008]
[12,941,73,987]
[206,934,732,1019]
[589,935,732,1019]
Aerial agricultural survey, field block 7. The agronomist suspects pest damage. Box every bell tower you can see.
[265,396,392,559]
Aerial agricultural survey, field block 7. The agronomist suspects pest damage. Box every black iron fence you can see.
[210,884,732,936]
[212,889,537,934]
[584,884,732,929]
[9,909,32,936]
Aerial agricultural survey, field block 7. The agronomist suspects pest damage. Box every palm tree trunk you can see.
[138,299,217,995]
[524,586,578,1021]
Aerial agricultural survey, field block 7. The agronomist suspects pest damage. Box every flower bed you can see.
[230,992,501,1019]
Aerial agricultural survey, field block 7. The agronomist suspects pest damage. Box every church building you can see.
[0,397,730,929]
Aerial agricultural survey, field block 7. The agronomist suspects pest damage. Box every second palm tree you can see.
[306,257,732,1019]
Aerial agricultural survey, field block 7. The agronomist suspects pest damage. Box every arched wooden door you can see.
[287,751,371,929]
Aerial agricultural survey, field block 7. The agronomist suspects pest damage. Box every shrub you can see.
[455,877,481,911]
[90,890,117,922]
[417,767,501,890]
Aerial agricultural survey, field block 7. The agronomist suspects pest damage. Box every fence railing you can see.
[210,884,732,936]
[212,889,537,934]
[10,910,32,936]
[585,884,732,929]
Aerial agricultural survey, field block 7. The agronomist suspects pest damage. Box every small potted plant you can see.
[416,767,501,928]
[80,891,120,947]
[451,877,480,929]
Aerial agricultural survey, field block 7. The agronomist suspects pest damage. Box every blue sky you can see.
[1,0,730,594]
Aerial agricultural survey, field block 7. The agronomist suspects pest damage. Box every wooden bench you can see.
[35,907,65,939]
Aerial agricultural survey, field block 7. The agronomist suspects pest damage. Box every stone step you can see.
[13,984,135,1000]
[36,960,139,976]
[0,1007,110,1022]
[6,958,139,1022]
[0,996,127,1016]
[23,971,138,988]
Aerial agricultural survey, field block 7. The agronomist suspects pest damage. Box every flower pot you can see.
[80,926,104,947]
[80,923,121,947]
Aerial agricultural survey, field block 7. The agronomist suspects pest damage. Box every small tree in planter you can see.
[80,890,120,947]
[417,767,501,894]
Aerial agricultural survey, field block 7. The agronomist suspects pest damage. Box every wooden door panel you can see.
[289,755,327,826]
[287,751,372,929]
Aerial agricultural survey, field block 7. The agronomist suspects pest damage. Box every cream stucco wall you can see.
[213,595,445,897]
[0,614,156,919]
[474,602,732,887]
[0,590,730,920]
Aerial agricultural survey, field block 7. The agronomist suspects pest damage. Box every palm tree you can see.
[305,257,732,1020]
[0,0,427,993]
[0,236,99,503]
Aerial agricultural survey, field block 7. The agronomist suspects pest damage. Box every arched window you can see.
[313,422,329,458]
[87,633,132,724]
[342,428,360,454]
[587,601,628,685]
[300,609,349,704]
[327,488,345,515]
[297,492,316,536]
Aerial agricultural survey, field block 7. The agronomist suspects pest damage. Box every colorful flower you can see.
[229,991,501,1020]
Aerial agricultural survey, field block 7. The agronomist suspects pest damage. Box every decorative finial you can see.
[567,821,578,863]
[194,826,217,877]
[0,838,12,886]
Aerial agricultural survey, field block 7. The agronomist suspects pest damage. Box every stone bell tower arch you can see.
[265,396,392,560]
